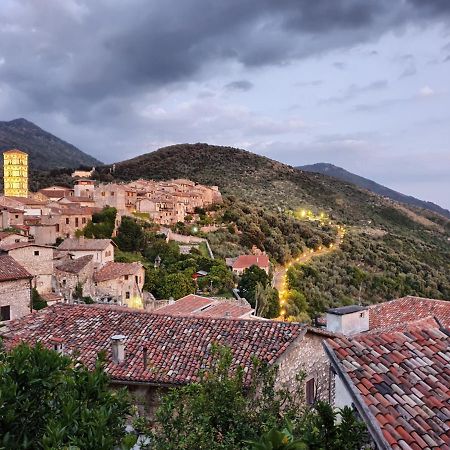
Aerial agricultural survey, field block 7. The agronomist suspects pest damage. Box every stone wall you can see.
[8,246,54,293]
[0,278,31,320]
[275,330,331,403]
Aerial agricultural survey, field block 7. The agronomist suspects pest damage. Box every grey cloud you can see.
[224,80,254,92]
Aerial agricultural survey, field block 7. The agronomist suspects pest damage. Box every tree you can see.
[238,265,271,308]
[115,216,145,252]
[146,346,368,450]
[160,272,195,299]
[0,343,133,450]
[83,206,117,239]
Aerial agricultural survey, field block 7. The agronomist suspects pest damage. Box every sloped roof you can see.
[154,294,254,319]
[58,238,114,251]
[325,327,450,450]
[369,296,450,331]
[232,254,270,270]
[0,255,32,281]
[2,304,303,385]
[0,242,53,251]
[93,262,142,282]
[56,255,93,274]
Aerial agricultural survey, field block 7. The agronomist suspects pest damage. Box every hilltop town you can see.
[0,147,449,449]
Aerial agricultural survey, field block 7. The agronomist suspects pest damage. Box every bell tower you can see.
[3,149,28,197]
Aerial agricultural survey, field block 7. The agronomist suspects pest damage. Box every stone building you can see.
[54,255,95,301]
[94,183,137,214]
[0,231,28,247]
[74,179,95,199]
[0,254,32,321]
[0,242,55,294]
[93,262,145,308]
[0,206,25,228]
[1,304,335,418]
[57,237,115,267]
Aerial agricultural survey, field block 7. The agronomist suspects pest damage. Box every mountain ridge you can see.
[298,162,449,219]
[0,118,102,169]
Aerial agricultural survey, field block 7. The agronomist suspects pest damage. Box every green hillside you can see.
[95,143,450,307]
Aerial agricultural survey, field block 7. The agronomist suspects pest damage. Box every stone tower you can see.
[3,149,28,197]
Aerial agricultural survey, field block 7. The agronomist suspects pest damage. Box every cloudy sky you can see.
[1,1,449,208]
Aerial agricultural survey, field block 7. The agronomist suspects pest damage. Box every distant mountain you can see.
[298,163,450,219]
[0,118,101,169]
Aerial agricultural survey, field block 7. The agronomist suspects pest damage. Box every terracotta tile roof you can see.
[2,304,303,385]
[325,327,450,450]
[58,238,114,251]
[56,255,93,274]
[369,296,450,331]
[93,262,142,282]
[0,255,32,281]
[232,254,270,270]
[154,295,254,319]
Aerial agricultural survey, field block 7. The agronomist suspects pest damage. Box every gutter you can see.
[322,341,392,450]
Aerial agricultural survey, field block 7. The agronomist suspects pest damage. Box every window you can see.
[0,305,11,321]
[75,217,79,227]
[125,292,130,299]
[65,218,70,224]
[15,214,19,219]
[101,192,106,197]
[15,239,20,243]
[111,191,115,196]
[305,378,315,405]
[124,275,129,280]
[82,217,87,224]
[34,250,40,256]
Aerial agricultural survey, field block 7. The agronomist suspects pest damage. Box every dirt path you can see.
[274,226,344,314]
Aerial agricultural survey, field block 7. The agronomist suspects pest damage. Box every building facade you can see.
[3,149,28,198]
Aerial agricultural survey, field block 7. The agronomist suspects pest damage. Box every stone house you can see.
[0,254,32,321]
[93,262,145,308]
[0,231,28,247]
[74,179,95,198]
[46,206,93,238]
[0,206,25,228]
[54,255,95,301]
[57,237,115,267]
[1,304,335,419]
[31,224,58,246]
[0,242,55,294]
[94,183,137,214]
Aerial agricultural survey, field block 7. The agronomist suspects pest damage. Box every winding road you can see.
[273,225,345,316]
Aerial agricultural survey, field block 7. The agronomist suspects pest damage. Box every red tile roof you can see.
[0,242,54,251]
[232,254,270,270]
[93,262,142,282]
[2,304,303,385]
[154,295,254,319]
[369,296,450,331]
[325,327,450,450]
[0,255,32,281]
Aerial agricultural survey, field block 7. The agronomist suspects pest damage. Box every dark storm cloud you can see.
[224,80,254,92]
[1,0,450,118]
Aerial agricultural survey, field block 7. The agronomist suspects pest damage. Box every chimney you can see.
[50,337,65,355]
[326,306,369,336]
[111,334,126,363]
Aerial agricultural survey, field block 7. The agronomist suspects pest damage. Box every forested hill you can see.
[299,162,450,219]
[95,143,449,304]
[99,143,449,231]
[0,118,102,169]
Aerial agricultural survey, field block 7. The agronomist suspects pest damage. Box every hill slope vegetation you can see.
[95,143,449,307]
